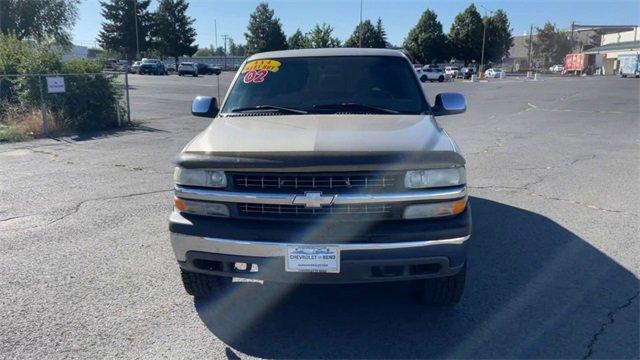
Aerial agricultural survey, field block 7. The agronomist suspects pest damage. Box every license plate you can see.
[285,246,340,273]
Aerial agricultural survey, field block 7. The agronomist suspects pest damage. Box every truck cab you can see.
[170,48,471,306]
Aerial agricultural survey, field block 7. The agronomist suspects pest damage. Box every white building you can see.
[584,26,639,74]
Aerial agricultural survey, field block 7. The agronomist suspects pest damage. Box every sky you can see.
[72,0,640,49]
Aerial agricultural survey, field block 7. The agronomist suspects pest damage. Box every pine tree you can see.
[151,0,198,64]
[97,0,151,61]
[287,29,309,49]
[403,9,448,64]
[244,3,287,54]
[484,9,513,63]
[345,18,387,48]
[306,23,341,48]
[448,4,483,64]
[98,0,153,61]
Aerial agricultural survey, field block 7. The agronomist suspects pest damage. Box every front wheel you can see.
[180,269,229,298]
[417,263,466,306]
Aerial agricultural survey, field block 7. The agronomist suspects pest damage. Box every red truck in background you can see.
[564,53,586,74]
[563,53,605,75]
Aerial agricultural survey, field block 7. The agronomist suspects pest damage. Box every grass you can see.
[0,105,62,142]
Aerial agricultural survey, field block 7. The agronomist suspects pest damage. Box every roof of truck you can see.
[247,48,407,60]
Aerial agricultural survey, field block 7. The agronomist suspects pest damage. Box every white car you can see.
[549,64,564,72]
[420,67,449,82]
[445,66,460,78]
[484,68,504,78]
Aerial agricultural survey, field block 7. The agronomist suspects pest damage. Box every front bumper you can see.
[170,208,471,283]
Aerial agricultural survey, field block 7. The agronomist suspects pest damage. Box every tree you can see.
[306,23,341,48]
[98,0,153,61]
[244,2,287,54]
[448,4,483,64]
[0,0,79,47]
[214,46,225,56]
[345,18,387,48]
[194,47,213,56]
[527,22,571,67]
[483,9,513,63]
[287,28,309,49]
[227,38,247,56]
[151,0,198,64]
[403,9,448,64]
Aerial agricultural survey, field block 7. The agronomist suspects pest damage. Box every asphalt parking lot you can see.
[1,73,638,359]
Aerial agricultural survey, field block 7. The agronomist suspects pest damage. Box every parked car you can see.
[549,64,564,73]
[484,68,504,78]
[178,62,198,77]
[166,63,177,73]
[460,67,475,79]
[138,59,167,75]
[171,48,471,306]
[445,66,460,78]
[420,67,449,82]
[130,61,141,74]
[195,63,222,75]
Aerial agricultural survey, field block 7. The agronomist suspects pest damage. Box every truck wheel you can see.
[180,269,228,298]
[418,263,466,306]
[438,75,444,82]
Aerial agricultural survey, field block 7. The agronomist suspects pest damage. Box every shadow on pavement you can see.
[194,197,639,358]
[71,124,166,141]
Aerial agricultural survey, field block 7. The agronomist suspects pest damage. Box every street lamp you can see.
[479,5,494,78]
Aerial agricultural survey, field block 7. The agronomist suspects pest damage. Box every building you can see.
[61,45,89,62]
[583,26,639,74]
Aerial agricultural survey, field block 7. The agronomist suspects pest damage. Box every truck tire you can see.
[180,269,227,298]
[418,263,466,306]
[438,75,444,82]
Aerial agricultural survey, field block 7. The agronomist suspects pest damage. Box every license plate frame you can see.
[285,246,340,273]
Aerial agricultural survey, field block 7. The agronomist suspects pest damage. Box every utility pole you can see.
[214,20,218,49]
[358,0,363,48]
[528,24,533,70]
[221,34,229,70]
[570,21,575,53]
[134,0,140,60]
[479,5,493,77]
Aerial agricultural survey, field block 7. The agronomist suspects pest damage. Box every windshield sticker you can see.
[243,69,268,84]
[242,59,281,73]
[241,59,280,84]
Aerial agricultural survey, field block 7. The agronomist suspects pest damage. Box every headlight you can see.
[403,197,467,219]
[404,168,466,188]
[173,167,227,188]
[174,197,230,217]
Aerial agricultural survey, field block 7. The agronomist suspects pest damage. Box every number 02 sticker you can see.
[243,69,268,84]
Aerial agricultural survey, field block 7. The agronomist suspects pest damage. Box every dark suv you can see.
[138,59,167,75]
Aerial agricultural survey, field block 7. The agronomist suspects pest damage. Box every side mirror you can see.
[420,74,428,82]
[432,92,466,116]
[191,96,219,118]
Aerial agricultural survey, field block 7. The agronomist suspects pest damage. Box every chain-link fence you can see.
[0,71,131,140]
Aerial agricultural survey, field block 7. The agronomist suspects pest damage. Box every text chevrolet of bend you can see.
[170,48,470,306]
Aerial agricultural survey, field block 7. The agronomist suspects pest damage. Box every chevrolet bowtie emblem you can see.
[292,191,336,208]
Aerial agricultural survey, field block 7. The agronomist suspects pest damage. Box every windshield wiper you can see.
[312,103,399,114]
[231,105,308,114]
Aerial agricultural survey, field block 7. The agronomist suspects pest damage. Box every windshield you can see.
[221,56,428,115]
[142,59,158,64]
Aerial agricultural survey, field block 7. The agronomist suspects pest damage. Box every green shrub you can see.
[1,33,124,138]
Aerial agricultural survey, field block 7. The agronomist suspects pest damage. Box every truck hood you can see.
[178,114,464,171]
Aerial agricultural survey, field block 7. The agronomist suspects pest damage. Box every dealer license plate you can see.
[285,246,340,273]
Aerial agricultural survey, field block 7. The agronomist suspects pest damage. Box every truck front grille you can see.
[231,172,401,193]
[238,203,394,220]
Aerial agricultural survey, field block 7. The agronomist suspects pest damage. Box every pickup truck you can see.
[170,48,471,306]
